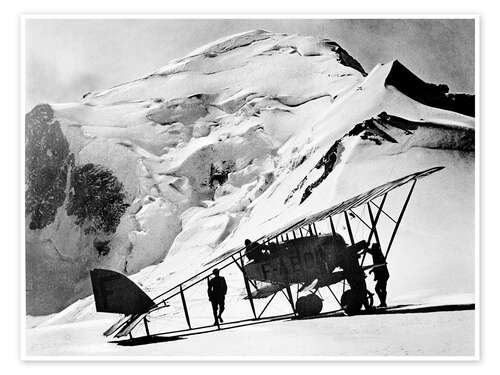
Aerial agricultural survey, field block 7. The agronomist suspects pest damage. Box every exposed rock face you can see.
[66,163,129,235]
[385,60,475,116]
[25,30,475,316]
[25,105,135,314]
[25,104,70,230]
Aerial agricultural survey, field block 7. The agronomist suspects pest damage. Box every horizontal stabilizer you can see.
[103,314,134,337]
[115,313,148,338]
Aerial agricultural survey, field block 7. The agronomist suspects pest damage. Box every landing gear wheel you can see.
[296,294,323,317]
[340,289,363,315]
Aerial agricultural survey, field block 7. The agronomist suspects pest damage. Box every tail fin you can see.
[90,269,156,315]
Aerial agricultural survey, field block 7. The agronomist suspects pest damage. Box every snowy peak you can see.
[152,29,366,76]
[83,31,367,106]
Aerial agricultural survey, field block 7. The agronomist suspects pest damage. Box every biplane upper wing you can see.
[205,166,444,267]
[267,166,444,237]
[303,166,444,224]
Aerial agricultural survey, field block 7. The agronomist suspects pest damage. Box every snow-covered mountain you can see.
[25,29,474,321]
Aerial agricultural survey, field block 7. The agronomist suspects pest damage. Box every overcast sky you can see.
[25,18,475,110]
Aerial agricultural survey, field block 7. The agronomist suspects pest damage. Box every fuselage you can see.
[243,233,349,285]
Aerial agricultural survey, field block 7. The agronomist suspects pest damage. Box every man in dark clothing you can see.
[244,239,270,262]
[244,239,256,261]
[207,268,227,325]
[339,243,371,313]
[368,243,390,308]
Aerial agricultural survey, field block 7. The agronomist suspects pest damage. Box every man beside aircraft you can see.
[338,241,372,311]
[367,243,390,308]
[244,239,272,262]
[207,268,228,326]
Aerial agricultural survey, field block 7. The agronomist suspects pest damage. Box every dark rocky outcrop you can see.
[67,163,129,235]
[385,60,474,117]
[25,104,71,230]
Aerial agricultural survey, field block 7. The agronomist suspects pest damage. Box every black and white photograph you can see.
[22,16,478,359]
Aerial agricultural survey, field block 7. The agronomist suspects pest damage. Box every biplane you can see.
[90,166,444,341]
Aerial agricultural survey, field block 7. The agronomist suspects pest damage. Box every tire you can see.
[295,294,323,317]
[340,289,363,315]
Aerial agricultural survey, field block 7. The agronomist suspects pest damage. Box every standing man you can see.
[207,268,227,326]
[339,242,371,314]
[368,243,390,308]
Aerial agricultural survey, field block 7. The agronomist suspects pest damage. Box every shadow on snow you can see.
[110,303,475,346]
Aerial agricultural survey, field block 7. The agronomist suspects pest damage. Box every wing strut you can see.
[385,179,417,259]
[234,254,257,319]
[344,211,355,245]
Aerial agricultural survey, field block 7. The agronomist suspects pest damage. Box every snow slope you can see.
[25,28,475,335]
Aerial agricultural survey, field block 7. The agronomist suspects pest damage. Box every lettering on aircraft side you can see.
[259,244,328,281]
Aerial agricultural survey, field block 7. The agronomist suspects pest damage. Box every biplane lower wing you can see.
[299,279,318,293]
[246,283,286,299]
